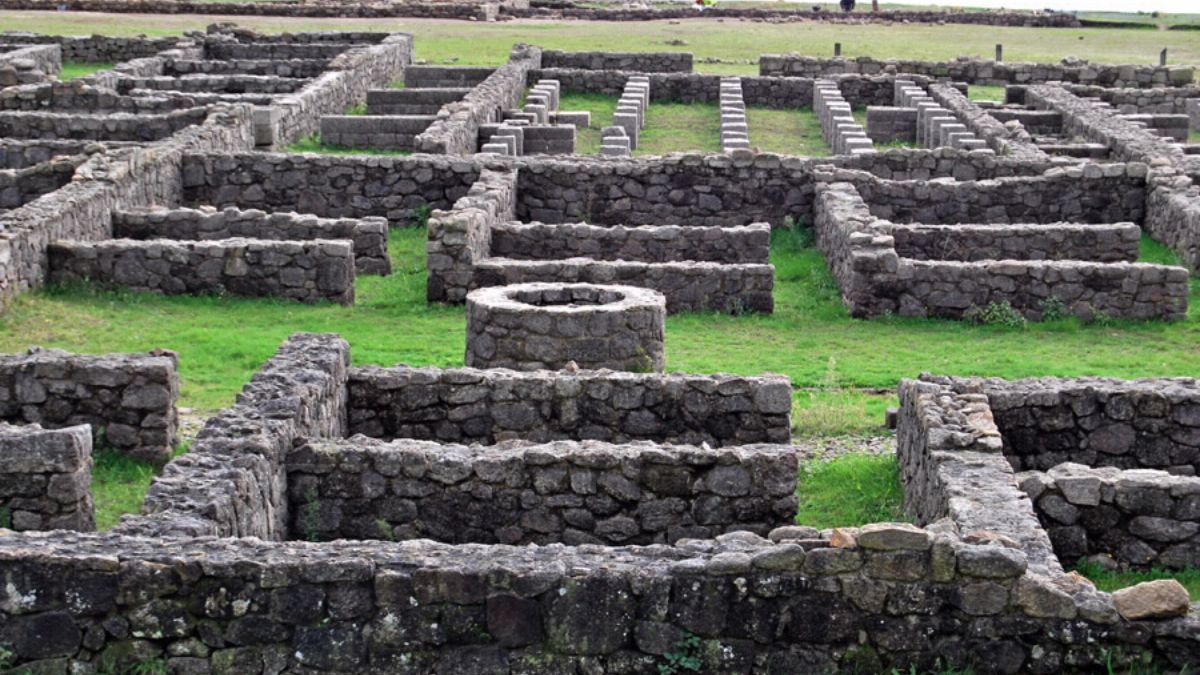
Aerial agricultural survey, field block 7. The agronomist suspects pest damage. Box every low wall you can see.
[415,45,542,155]
[117,333,350,539]
[367,87,469,115]
[165,57,332,78]
[0,43,60,85]
[113,205,392,275]
[541,49,692,73]
[347,365,793,447]
[927,83,1045,160]
[115,74,309,95]
[318,114,433,151]
[866,106,917,144]
[0,80,194,113]
[48,237,357,305]
[0,32,181,62]
[182,151,480,227]
[760,54,1194,89]
[932,375,1200,476]
[0,157,80,209]
[813,181,1188,321]
[1062,83,1200,115]
[426,167,517,303]
[0,138,112,168]
[287,437,798,544]
[890,222,1141,262]
[0,107,211,141]
[490,222,771,263]
[0,348,178,463]
[1022,462,1200,570]
[1145,179,1200,270]
[0,423,93,532]
[404,65,493,89]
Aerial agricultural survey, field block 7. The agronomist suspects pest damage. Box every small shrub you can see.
[964,301,1027,329]
[1038,296,1067,322]
[658,633,703,674]
[413,202,434,229]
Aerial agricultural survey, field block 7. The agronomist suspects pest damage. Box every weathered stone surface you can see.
[1112,580,1191,620]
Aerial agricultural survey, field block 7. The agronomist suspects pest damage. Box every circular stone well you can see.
[466,282,666,372]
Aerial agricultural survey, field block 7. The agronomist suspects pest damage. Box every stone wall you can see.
[0,107,211,141]
[117,332,350,539]
[813,181,1189,321]
[286,437,798,544]
[0,0,495,20]
[0,31,182,63]
[113,205,392,275]
[366,87,469,115]
[0,104,256,311]
[490,221,771,263]
[0,80,195,113]
[404,65,493,89]
[415,45,542,155]
[0,156,81,209]
[426,166,515,302]
[760,54,1194,89]
[927,83,1045,160]
[165,57,332,78]
[347,365,793,447]
[1020,462,1200,570]
[0,423,93,532]
[181,151,480,227]
[1145,178,1200,270]
[0,139,113,169]
[932,375,1200,476]
[0,348,179,463]
[317,114,434,151]
[0,43,60,85]
[48,237,357,305]
[1062,83,1200,116]
[891,222,1141,263]
[540,49,692,73]
[866,106,917,144]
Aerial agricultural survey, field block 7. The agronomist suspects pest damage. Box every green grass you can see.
[1074,560,1200,602]
[1191,131,1200,145]
[558,91,617,155]
[4,12,1196,73]
[92,450,161,530]
[744,105,831,156]
[288,134,412,156]
[795,452,906,528]
[967,84,1006,103]
[58,61,113,80]
[636,100,721,155]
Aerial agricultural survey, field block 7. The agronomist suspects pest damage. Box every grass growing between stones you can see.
[1074,560,1200,601]
[635,101,722,155]
[288,134,413,156]
[967,84,1007,102]
[57,62,113,80]
[795,452,906,528]
[558,91,617,155]
[92,450,162,530]
[744,105,831,156]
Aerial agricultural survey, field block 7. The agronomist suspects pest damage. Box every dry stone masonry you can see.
[719,77,749,153]
[0,422,93,531]
[466,282,667,372]
[0,348,179,462]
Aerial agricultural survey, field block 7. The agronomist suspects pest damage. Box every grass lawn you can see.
[795,453,906,529]
[58,61,113,80]
[636,100,722,155]
[967,84,1006,102]
[3,12,1197,73]
[745,106,831,156]
[558,91,617,154]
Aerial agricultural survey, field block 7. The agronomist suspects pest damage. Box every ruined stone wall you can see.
[541,49,692,73]
[1062,83,1200,115]
[117,333,350,539]
[48,237,357,305]
[927,83,1046,160]
[0,107,211,141]
[318,114,433,151]
[415,45,542,155]
[0,423,93,532]
[286,437,798,544]
[761,54,1194,88]
[0,32,182,62]
[933,376,1200,476]
[813,181,1188,321]
[164,57,332,78]
[490,221,771,263]
[0,138,113,168]
[0,80,195,113]
[0,43,60,85]
[0,156,81,209]
[1145,178,1200,270]
[113,205,391,275]
[890,222,1141,263]
[347,366,793,447]
[833,164,1147,224]
[115,74,309,94]
[0,0,495,19]
[267,33,414,148]
[181,151,479,226]
[1021,463,1200,570]
[0,348,179,463]
[426,167,514,302]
